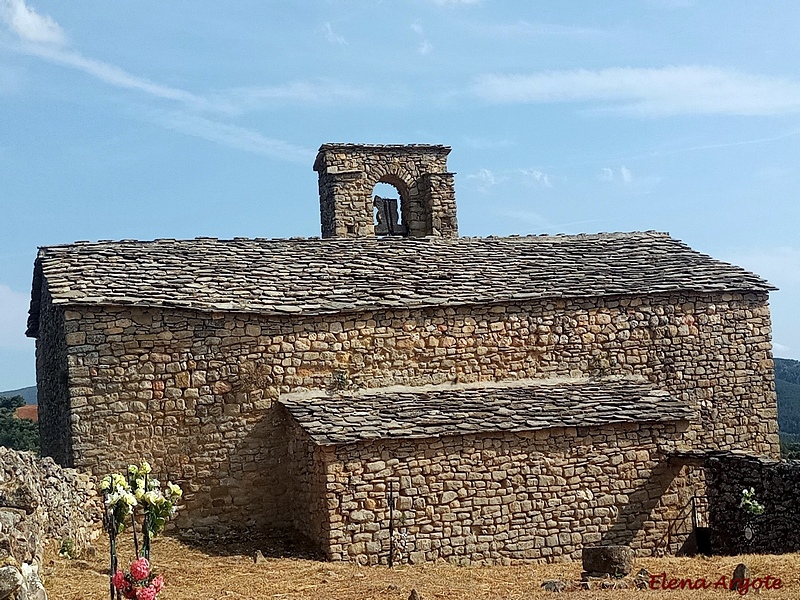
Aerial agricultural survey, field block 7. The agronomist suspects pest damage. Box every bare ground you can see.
[45,533,800,600]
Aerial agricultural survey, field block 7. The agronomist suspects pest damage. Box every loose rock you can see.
[0,566,23,600]
[731,563,750,592]
[19,563,47,600]
[634,567,651,590]
[541,579,567,593]
[581,545,634,577]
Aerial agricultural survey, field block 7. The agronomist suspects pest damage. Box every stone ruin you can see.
[0,446,100,599]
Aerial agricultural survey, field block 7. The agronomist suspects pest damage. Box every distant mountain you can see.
[0,386,37,405]
[776,358,800,437]
[775,357,800,386]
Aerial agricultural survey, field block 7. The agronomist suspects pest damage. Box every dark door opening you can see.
[692,495,712,555]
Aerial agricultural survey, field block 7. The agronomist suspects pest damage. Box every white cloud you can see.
[152,111,315,164]
[0,284,33,350]
[1,0,64,45]
[2,1,223,111]
[323,22,346,45]
[5,5,371,113]
[0,0,324,161]
[466,168,504,191]
[599,165,662,192]
[520,168,552,188]
[469,166,553,190]
[21,42,219,109]
[473,66,800,116]
[468,168,497,185]
[2,0,377,115]
[410,21,432,55]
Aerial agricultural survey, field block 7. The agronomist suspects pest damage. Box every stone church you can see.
[27,144,779,564]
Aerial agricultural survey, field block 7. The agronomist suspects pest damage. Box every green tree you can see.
[0,395,39,452]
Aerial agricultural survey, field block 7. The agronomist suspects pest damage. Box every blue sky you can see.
[1,0,799,390]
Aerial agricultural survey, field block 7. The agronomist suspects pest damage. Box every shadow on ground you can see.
[174,527,324,560]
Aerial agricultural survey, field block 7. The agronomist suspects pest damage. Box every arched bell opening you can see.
[371,175,409,237]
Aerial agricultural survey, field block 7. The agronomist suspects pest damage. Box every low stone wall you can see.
[706,452,800,555]
[307,421,702,565]
[0,446,101,568]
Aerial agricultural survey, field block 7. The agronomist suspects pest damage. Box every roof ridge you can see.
[37,230,672,250]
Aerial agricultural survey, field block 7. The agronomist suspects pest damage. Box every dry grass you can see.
[46,533,800,600]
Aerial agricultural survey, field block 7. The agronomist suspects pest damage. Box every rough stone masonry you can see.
[26,144,779,564]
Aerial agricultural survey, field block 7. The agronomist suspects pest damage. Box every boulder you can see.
[581,545,634,577]
[731,563,750,592]
[0,566,23,600]
[17,563,47,600]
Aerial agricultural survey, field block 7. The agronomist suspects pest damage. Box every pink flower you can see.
[151,574,164,593]
[135,585,158,600]
[130,557,151,580]
[112,569,126,590]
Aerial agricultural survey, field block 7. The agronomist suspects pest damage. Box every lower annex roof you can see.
[278,378,693,446]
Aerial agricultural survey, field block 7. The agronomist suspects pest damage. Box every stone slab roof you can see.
[27,232,773,336]
[278,379,693,445]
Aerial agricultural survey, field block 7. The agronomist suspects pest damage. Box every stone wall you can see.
[706,453,800,555]
[35,284,73,467]
[0,446,101,568]
[40,290,778,534]
[312,421,700,565]
[314,144,457,238]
